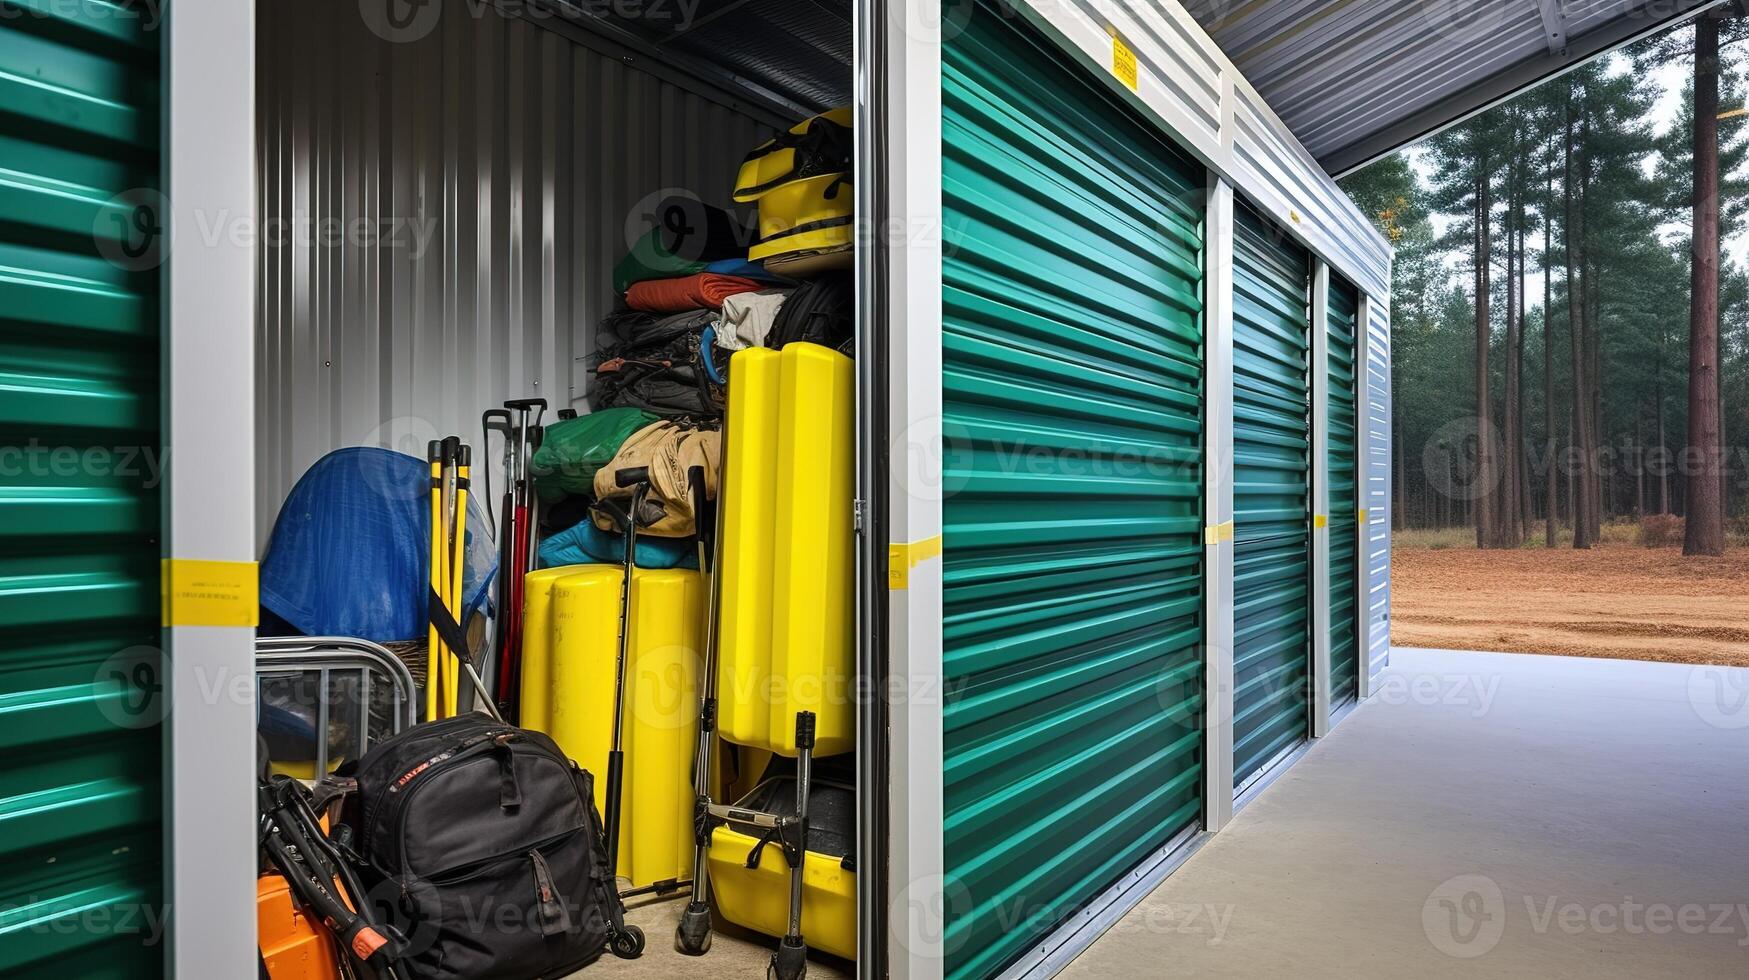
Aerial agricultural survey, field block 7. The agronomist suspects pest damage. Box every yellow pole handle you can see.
[426,452,445,720]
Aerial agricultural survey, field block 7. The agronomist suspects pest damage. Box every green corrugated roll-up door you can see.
[1327,276,1361,707]
[941,8,1206,978]
[0,5,164,978]
[1231,203,1311,791]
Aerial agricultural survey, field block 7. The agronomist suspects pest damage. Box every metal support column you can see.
[883,2,945,977]
[164,0,258,975]
[1310,261,1332,737]
[1202,175,1236,833]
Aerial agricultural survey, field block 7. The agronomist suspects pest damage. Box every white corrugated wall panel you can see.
[1364,298,1392,687]
[255,0,771,544]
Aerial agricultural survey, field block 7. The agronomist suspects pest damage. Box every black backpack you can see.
[340,714,643,979]
[766,271,853,354]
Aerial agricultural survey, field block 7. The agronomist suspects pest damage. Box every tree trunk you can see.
[1566,86,1595,549]
[1588,263,1604,535]
[1476,162,1496,548]
[1636,410,1647,517]
[1394,423,1405,531]
[1502,176,1521,547]
[1511,191,1525,542]
[1658,354,1670,515]
[1686,14,1726,556]
[1545,152,1558,547]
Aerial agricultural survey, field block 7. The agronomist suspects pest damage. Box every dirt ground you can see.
[1391,543,1749,668]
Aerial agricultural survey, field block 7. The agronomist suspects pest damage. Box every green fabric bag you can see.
[612,227,709,294]
[530,408,659,502]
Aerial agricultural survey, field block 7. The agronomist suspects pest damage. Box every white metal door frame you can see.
[163,0,258,976]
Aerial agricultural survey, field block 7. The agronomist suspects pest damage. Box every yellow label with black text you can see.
[1112,34,1138,91]
[162,559,259,627]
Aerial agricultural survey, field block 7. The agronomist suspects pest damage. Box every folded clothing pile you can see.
[626,272,762,314]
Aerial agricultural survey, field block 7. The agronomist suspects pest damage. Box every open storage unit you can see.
[0,1,1394,979]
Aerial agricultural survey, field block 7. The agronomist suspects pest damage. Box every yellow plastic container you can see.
[517,565,588,732]
[707,782,857,961]
[519,564,704,887]
[717,343,856,758]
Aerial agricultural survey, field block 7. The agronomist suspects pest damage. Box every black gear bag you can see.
[340,714,645,979]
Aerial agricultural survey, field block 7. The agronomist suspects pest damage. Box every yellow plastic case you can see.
[518,564,703,887]
[707,827,856,961]
[717,343,856,758]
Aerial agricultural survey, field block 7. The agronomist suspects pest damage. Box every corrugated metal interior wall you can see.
[255,0,773,544]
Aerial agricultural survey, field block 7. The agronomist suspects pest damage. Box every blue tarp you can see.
[260,447,497,642]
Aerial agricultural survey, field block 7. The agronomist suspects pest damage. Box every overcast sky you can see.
[1410,51,1749,305]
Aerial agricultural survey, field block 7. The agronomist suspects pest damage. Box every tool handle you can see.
[504,397,548,412]
[603,749,626,878]
[482,408,511,427]
[615,466,652,489]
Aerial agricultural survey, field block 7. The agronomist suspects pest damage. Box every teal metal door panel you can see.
[1327,277,1361,707]
[942,9,1205,979]
[0,5,163,978]
[1231,203,1311,790]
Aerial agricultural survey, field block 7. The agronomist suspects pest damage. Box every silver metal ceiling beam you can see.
[1538,0,1570,56]
[1324,0,1726,177]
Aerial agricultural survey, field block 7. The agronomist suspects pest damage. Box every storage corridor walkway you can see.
[1063,648,1749,979]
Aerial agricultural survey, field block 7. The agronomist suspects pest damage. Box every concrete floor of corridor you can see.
[1062,647,1749,979]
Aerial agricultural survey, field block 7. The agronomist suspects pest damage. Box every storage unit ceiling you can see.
[1180,0,1722,173]
[559,0,851,112]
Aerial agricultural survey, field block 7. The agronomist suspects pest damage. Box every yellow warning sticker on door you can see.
[162,559,260,627]
[1112,33,1139,91]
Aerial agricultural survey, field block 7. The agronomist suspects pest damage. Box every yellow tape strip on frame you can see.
[1111,32,1139,91]
[1357,509,1369,523]
[162,559,260,627]
[1314,514,1329,529]
[888,535,944,591]
[1203,521,1235,546]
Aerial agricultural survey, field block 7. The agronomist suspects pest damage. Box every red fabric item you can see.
[625,273,762,313]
